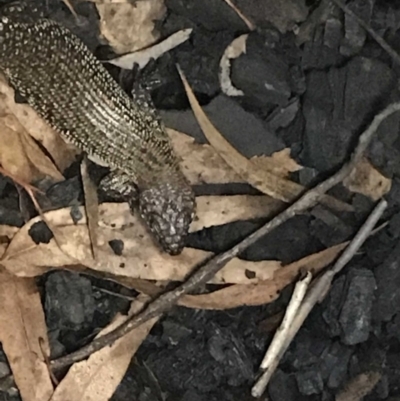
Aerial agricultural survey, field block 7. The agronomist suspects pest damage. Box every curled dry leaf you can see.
[0,112,64,184]
[178,242,348,309]
[50,296,158,401]
[1,201,282,285]
[96,0,166,54]
[220,34,248,97]
[343,157,391,201]
[0,270,53,401]
[335,371,381,401]
[177,69,353,212]
[0,76,78,172]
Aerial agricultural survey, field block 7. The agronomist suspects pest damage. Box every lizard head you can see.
[137,182,196,255]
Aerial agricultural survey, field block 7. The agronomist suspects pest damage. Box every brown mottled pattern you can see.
[0,1,195,254]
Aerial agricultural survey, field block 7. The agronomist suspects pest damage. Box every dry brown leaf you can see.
[251,148,303,177]
[178,69,353,212]
[336,371,381,401]
[81,157,99,259]
[97,1,166,54]
[50,296,158,401]
[168,128,243,184]
[0,113,64,184]
[178,241,348,309]
[192,194,284,231]
[343,157,391,201]
[0,76,78,172]
[1,201,282,284]
[0,269,53,401]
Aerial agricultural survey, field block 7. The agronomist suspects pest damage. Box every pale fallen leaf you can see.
[107,29,192,70]
[251,148,303,178]
[81,157,99,259]
[50,296,158,401]
[97,0,166,54]
[220,34,248,96]
[178,241,348,309]
[336,371,381,401]
[0,113,63,184]
[178,69,353,212]
[0,269,53,401]
[0,76,79,172]
[343,157,391,201]
[1,201,283,284]
[168,128,244,184]
[192,194,284,232]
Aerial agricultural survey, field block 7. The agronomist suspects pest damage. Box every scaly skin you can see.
[0,1,195,255]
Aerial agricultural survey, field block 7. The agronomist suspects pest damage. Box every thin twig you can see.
[50,102,400,371]
[251,198,387,397]
[252,272,312,397]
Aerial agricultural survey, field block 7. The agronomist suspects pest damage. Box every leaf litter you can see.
[0,7,393,401]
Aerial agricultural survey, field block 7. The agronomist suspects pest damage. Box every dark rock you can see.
[373,241,400,323]
[310,205,354,247]
[319,341,353,389]
[322,276,346,338]
[161,94,285,158]
[302,57,396,173]
[28,221,54,244]
[162,320,193,344]
[0,204,24,227]
[108,239,124,256]
[340,0,372,56]
[231,31,293,114]
[339,268,376,345]
[45,271,95,331]
[46,177,82,208]
[296,369,324,395]
[268,369,299,401]
[166,0,247,32]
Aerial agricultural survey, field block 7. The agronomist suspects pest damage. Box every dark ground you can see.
[1,0,400,400]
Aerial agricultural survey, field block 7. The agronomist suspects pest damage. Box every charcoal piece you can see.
[28,221,53,244]
[166,0,246,32]
[322,276,346,337]
[231,31,292,112]
[172,28,235,97]
[319,341,353,389]
[301,24,345,70]
[207,325,253,386]
[339,268,376,345]
[108,239,124,256]
[368,110,400,178]
[310,206,354,247]
[161,320,193,344]
[233,0,308,33]
[302,57,395,173]
[284,329,332,370]
[268,370,299,401]
[340,0,372,56]
[387,212,400,240]
[0,204,24,227]
[296,369,324,395]
[46,176,82,208]
[266,98,300,132]
[45,271,95,331]
[161,95,285,158]
[191,215,320,263]
[373,240,400,322]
